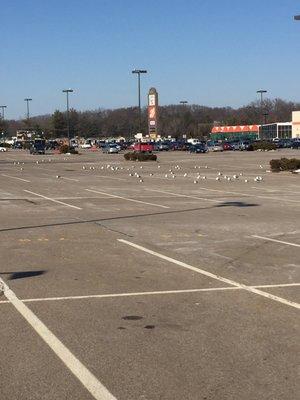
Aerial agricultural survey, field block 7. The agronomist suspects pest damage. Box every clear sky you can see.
[1,0,300,119]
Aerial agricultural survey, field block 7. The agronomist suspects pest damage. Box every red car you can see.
[131,142,154,152]
[222,142,234,151]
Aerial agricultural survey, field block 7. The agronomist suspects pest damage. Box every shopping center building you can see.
[211,125,259,141]
[292,111,300,138]
[259,122,292,140]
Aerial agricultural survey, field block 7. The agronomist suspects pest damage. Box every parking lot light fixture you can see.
[62,89,74,144]
[132,69,147,133]
[24,98,32,121]
[294,15,300,20]
[257,90,267,125]
[0,105,7,120]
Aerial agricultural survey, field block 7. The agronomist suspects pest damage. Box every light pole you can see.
[62,89,73,144]
[180,101,188,106]
[0,105,7,138]
[294,15,300,20]
[132,69,147,133]
[180,101,188,138]
[257,90,267,125]
[24,98,32,127]
[0,105,7,120]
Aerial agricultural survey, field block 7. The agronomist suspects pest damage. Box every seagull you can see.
[245,179,248,183]
[202,176,206,180]
[139,179,143,183]
[184,173,187,177]
[216,177,220,181]
[56,175,60,179]
[193,180,198,184]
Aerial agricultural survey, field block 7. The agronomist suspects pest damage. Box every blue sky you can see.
[1,0,300,119]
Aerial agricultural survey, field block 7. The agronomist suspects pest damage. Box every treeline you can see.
[2,98,299,139]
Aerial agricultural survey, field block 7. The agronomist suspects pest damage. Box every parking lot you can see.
[0,148,299,400]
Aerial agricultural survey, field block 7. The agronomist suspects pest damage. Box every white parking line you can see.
[2,174,31,183]
[0,278,116,400]
[60,177,80,182]
[96,175,127,181]
[0,283,299,305]
[198,187,300,205]
[252,235,300,248]
[85,189,170,209]
[146,188,220,203]
[118,239,300,310]
[24,190,82,210]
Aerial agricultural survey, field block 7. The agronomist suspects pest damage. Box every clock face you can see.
[149,94,156,106]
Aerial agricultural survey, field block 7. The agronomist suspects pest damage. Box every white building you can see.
[292,111,300,138]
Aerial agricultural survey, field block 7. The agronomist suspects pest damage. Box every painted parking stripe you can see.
[197,187,300,205]
[60,177,80,182]
[252,235,300,248]
[118,239,300,310]
[0,277,117,400]
[0,283,299,305]
[24,190,82,210]
[85,188,170,209]
[146,188,220,203]
[2,174,31,183]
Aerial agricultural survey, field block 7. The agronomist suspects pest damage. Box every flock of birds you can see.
[78,162,265,185]
[12,158,266,185]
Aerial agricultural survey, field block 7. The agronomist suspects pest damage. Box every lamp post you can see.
[62,89,73,144]
[180,101,188,106]
[0,105,7,120]
[24,98,32,126]
[294,15,300,20]
[132,69,147,133]
[263,112,269,125]
[257,90,267,125]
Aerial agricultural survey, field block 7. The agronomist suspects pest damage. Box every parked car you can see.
[102,144,119,154]
[222,142,234,151]
[80,142,92,149]
[275,139,293,149]
[157,142,170,151]
[29,139,46,155]
[291,140,300,149]
[239,141,251,151]
[208,142,223,152]
[170,141,189,151]
[189,144,207,153]
[12,141,23,149]
[130,142,154,152]
[0,146,8,152]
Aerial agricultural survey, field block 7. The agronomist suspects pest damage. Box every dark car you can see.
[291,140,300,149]
[157,142,170,151]
[30,139,46,155]
[12,141,23,149]
[189,144,207,153]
